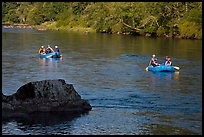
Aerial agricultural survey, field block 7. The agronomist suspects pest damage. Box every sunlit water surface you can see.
[2,27,202,135]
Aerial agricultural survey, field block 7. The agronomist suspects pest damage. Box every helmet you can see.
[152,54,155,57]
[41,46,44,48]
[55,46,58,48]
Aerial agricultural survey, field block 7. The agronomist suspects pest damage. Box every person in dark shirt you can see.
[149,54,159,67]
[54,46,60,52]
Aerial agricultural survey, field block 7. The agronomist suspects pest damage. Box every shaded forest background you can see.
[2,2,202,39]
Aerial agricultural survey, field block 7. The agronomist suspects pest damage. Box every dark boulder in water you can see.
[2,79,92,119]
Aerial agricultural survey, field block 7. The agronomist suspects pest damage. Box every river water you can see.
[2,27,202,135]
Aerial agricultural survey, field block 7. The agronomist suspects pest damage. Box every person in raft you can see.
[46,45,54,54]
[54,46,60,52]
[149,54,160,67]
[39,46,45,54]
[164,56,172,66]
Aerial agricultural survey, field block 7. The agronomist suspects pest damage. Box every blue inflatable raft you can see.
[147,64,175,72]
[39,52,61,58]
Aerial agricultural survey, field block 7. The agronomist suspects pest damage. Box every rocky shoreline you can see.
[2,23,199,40]
[2,23,47,31]
[3,23,32,29]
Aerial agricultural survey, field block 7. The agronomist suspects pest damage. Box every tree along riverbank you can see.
[2,2,202,40]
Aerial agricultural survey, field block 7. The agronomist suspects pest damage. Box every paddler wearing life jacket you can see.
[54,46,60,52]
[45,45,54,54]
[164,56,172,66]
[149,54,160,67]
[39,46,45,54]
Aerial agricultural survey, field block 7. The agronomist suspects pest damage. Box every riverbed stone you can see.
[2,79,92,119]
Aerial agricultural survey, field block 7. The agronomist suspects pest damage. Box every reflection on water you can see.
[147,71,180,80]
[173,72,180,80]
[3,111,89,126]
[2,112,90,135]
[145,71,180,91]
[38,58,62,68]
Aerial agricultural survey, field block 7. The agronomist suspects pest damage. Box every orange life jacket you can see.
[39,48,45,53]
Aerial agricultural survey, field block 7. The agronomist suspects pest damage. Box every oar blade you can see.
[173,66,180,70]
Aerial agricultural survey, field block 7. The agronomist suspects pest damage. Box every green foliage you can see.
[2,2,20,23]
[184,8,202,25]
[178,21,202,39]
[157,26,167,37]
[72,2,88,15]
[2,2,202,39]
[143,25,158,34]
[111,22,123,33]
[56,20,68,27]
[26,6,44,25]
[178,4,202,39]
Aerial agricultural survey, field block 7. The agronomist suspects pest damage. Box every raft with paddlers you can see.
[146,64,179,72]
[39,52,62,58]
[146,54,180,72]
[39,45,62,58]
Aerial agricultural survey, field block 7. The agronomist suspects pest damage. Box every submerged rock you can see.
[2,79,92,119]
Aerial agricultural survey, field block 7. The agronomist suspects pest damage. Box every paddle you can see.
[173,66,180,70]
[146,60,152,71]
[46,55,52,58]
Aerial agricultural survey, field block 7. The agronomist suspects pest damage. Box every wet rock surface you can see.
[2,79,92,119]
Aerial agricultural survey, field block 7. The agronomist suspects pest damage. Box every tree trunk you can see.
[185,2,188,12]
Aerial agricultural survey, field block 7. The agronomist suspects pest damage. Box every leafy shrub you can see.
[178,21,202,39]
